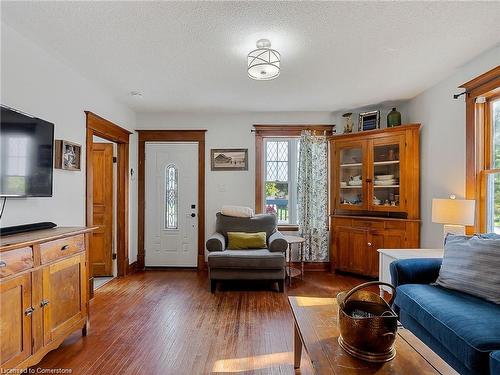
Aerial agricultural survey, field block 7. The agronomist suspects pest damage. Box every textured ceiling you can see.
[2,1,500,112]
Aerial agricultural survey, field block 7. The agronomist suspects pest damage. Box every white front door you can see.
[145,142,198,267]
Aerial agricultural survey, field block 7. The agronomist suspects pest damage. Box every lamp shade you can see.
[432,198,475,226]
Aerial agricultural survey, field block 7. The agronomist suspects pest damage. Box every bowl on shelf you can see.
[348,180,362,186]
[375,174,394,181]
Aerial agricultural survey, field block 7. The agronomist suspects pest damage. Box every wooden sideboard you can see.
[329,125,421,277]
[0,227,95,371]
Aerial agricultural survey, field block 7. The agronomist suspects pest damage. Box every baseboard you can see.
[128,261,138,274]
[290,261,330,271]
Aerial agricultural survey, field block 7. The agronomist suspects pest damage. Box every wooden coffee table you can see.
[288,296,458,374]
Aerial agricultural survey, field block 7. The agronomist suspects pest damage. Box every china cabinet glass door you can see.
[337,141,366,210]
[369,136,404,211]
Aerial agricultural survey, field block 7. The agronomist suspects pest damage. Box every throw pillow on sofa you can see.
[435,233,500,304]
[227,232,267,250]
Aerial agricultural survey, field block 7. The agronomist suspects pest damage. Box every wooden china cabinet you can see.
[329,124,421,277]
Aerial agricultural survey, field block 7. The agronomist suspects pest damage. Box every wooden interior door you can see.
[42,254,87,345]
[0,273,32,368]
[90,143,114,276]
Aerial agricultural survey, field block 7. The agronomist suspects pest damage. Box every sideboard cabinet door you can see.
[0,273,32,368]
[42,253,87,345]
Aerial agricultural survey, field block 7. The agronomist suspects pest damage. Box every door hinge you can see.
[112,253,117,260]
[113,157,117,163]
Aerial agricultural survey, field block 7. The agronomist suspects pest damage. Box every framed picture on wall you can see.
[358,110,380,131]
[55,140,82,171]
[211,148,248,171]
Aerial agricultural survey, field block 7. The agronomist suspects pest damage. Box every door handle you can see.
[190,213,196,218]
[25,307,35,316]
[367,242,372,247]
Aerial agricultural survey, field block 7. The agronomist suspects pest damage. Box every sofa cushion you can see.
[208,249,284,270]
[216,212,276,242]
[227,232,267,250]
[490,351,500,375]
[436,233,500,304]
[395,284,500,374]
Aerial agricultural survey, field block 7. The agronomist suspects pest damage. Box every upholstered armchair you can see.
[206,213,288,293]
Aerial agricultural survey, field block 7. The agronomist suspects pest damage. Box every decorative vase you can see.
[342,112,353,133]
[387,108,401,127]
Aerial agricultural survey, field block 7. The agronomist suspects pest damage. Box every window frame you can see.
[461,66,500,233]
[254,124,335,230]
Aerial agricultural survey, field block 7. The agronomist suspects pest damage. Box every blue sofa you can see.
[390,258,500,375]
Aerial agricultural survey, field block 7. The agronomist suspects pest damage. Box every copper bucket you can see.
[337,281,398,362]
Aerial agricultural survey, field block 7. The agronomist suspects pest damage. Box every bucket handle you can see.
[340,281,397,309]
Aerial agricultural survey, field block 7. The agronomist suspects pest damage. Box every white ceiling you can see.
[2,1,500,113]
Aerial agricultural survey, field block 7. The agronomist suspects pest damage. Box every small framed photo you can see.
[55,140,82,171]
[358,110,380,131]
[211,148,248,171]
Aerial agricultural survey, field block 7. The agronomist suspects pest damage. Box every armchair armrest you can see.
[390,258,442,287]
[268,231,287,252]
[206,232,225,252]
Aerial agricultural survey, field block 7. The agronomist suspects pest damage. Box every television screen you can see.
[0,106,54,197]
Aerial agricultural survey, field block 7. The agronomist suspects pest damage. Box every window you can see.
[462,66,500,233]
[264,138,299,224]
[485,99,500,233]
[164,164,178,229]
[253,125,334,228]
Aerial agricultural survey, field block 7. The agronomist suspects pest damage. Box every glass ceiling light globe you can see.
[247,39,280,81]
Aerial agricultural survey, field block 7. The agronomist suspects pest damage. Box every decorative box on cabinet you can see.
[329,125,421,277]
[0,227,95,372]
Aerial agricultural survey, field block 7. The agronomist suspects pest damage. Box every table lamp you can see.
[432,195,475,241]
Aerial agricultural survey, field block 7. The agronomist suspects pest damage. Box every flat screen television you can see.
[0,106,54,197]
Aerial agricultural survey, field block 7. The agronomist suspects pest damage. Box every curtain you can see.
[298,131,329,261]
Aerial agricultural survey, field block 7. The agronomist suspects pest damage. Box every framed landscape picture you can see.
[211,148,248,171]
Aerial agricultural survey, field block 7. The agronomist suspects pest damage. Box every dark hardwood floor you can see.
[36,270,371,374]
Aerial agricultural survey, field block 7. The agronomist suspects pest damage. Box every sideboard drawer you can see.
[0,247,34,278]
[40,235,84,264]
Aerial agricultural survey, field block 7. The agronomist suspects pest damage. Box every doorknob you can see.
[367,242,372,247]
[191,213,196,218]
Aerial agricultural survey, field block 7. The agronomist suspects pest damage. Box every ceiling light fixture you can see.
[247,39,280,81]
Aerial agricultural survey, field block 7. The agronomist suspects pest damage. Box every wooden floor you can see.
[36,270,370,374]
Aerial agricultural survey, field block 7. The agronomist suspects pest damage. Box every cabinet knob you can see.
[25,307,35,316]
[367,242,372,247]
[0,260,6,268]
[61,245,70,250]
[40,299,50,307]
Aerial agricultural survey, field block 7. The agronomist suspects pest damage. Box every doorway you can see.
[85,111,131,296]
[137,130,206,270]
[145,143,198,267]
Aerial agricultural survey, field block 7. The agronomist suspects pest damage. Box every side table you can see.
[284,235,305,286]
[378,248,444,296]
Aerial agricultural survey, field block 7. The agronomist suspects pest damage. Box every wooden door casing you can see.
[90,143,114,277]
[42,254,87,346]
[0,273,32,368]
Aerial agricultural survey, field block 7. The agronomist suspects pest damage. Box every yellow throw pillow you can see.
[227,232,267,250]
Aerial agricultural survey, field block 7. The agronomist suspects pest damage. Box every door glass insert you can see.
[165,164,178,229]
[373,143,400,208]
[339,147,363,206]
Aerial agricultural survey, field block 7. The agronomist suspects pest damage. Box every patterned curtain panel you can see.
[298,131,329,261]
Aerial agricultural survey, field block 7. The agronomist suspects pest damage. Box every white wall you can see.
[1,23,139,264]
[136,111,334,255]
[405,45,500,247]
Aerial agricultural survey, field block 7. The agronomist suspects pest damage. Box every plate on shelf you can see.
[348,180,362,186]
[374,179,397,186]
[375,174,394,180]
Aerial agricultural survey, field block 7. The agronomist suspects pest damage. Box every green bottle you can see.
[387,108,401,127]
